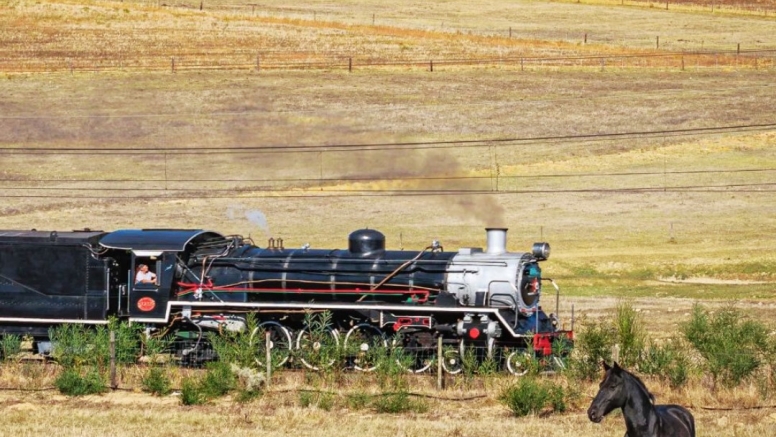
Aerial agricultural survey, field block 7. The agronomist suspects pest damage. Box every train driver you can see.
[135,263,157,285]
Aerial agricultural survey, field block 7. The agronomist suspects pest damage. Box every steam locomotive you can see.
[0,227,572,373]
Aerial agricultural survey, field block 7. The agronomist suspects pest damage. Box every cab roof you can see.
[99,229,225,252]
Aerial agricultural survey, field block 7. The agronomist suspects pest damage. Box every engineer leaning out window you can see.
[134,263,157,285]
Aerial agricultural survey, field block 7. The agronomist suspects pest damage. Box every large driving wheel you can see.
[505,349,534,376]
[295,324,340,371]
[252,321,293,369]
[392,330,436,373]
[441,341,464,374]
[344,324,387,372]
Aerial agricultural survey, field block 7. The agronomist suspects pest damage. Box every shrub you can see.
[49,320,142,369]
[207,313,262,368]
[180,377,207,405]
[682,304,772,386]
[142,366,172,396]
[373,391,428,414]
[613,303,646,369]
[55,367,107,396]
[199,361,236,398]
[499,376,566,417]
[639,338,691,388]
[0,334,22,361]
[567,318,615,381]
[346,391,372,410]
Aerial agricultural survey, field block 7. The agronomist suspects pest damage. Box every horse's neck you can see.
[621,374,659,436]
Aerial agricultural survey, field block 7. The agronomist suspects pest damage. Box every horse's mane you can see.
[620,366,656,404]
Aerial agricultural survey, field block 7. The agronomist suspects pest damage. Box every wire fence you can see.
[1,48,774,74]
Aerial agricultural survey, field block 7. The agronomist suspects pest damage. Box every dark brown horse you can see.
[587,361,695,437]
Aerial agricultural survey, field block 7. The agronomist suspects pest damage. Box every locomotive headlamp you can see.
[532,242,550,261]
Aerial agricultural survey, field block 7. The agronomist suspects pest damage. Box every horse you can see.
[587,361,695,437]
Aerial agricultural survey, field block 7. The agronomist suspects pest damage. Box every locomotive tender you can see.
[0,227,571,373]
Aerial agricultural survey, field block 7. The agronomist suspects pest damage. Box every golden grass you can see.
[2,0,775,73]
[1,359,776,437]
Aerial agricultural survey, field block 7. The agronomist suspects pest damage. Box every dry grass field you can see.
[1,0,776,435]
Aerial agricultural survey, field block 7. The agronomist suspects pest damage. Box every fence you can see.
[1,48,774,74]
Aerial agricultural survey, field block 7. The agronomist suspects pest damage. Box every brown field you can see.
[1,0,776,435]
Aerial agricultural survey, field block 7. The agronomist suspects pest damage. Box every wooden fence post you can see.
[256,53,260,72]
[656,36,659,50]
[348,57,352,72]
[171,57,175,73]
[430,60,433,72]
[437,336,444,390]
[520,57,524,71]
[265,330,272,387]
[109,331,117,390]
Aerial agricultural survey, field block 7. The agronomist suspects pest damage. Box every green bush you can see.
[567,318,615,381]
[141,366,172,396]
[639,338,691,388]
[499,377,566,417]
[372,343,410,390]
[613,303,646,369]
[54,367,107,396]
[346,391,372,410]
[0,334,22,361]
[49,320,142,369]
[682,304,772,386]
[180,377,207,405]
[199,361,236,398]
[373,391,428,414]
[207,313,262,368]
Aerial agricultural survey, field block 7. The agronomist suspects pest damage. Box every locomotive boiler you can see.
[0,226,571,373]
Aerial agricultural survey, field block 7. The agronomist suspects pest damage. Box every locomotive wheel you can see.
[441,342,464,374]
[391,330,436,373]
[505,349,534,376]
[252,321,293,369]
[343,324,387,372]
[295,325,340,371]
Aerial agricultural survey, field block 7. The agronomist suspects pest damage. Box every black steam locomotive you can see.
[0,227,572,373]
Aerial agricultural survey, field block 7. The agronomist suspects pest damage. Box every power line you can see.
[2,182,775,199]
[1,167,774,185]
[2,122,775,155]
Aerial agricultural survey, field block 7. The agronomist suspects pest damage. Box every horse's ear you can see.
[612,361,622,372]
[602,361,611,371]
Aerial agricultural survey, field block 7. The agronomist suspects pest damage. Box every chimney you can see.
[485,228,508,254]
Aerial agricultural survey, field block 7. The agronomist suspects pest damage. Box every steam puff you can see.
[226,205,270,236]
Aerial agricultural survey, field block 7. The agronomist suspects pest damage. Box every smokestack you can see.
[485,228,508,254]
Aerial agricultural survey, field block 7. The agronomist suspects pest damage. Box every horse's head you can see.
[587,361,627,423]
